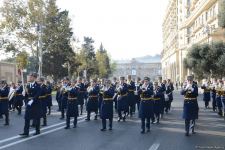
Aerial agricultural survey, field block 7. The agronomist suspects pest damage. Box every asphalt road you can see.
[0,91,225,150]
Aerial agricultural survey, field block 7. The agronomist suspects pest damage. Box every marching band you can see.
[1,72,225,138]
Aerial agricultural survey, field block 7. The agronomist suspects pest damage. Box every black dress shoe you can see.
[33,132,40,136]
[59,117,64,120]
[100,128,106,131]
[42,124,47,127]
[4,123,9,126]
[109,128,112,131]
[117,118,121,122]
[85,118,90,121]
[147,129,150,132]
[19,133,29,137]
[73,126,77,128]
[64,126,70,129]
[185,132,189,136]
[141,130,145,134]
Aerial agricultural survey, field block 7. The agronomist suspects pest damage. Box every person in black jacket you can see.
[20,73,42,137]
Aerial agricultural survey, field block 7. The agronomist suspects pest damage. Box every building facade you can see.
[0,62,18,83]
[113,58,161,80]
[162,0,225,82]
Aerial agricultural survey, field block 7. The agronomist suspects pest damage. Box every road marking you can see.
[148,143,160,150]
[0,118,87,150]
[0,115,86,145]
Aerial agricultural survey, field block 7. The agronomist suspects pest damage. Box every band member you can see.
[59,77,70,119]
[201,80,211,109]
[65,80,79,129]
[37,77,48,127]
[139,77,154,134]
[135,77,142,111]
[153,81,163,124]
[56,81,62,111]
[211,79,217,112]
[158,77,166,118]
[86,79,100,121]
[14,81,24,115]
[221,79,225,118]
[0,80,10,126]
[127,75,136,117]
[77,77,86,115]
[100,80,115,131]
[46,81,53,115]
[98,78,105,115]
[20,73,42,137]
[8,82,16,111]
[117,76,128,122]
[181,76,199,136]
[215,80,223,116]
[112,77,118,112]
[165,79,174,113]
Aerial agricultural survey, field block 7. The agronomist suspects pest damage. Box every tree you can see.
[42,0,75,79]
[96,43,111,78]
[77,37,98,79]
[0,0,45,56]
[16,51,28,69]
[184,42,225,79]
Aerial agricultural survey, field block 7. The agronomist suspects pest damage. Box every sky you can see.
[57,0,168,60]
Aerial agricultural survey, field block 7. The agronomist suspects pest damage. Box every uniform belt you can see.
[128,90,135,92]
[0,97,8,100]
[68,97,77,100]
[103,98,113,101]
[141,98,154,100]
[46,94,52,96]
[153,98,161,100]
[89,96,98,98]
[184,98,197,100]
[39,96,46,99]
[15,94,23,96]
[119,93,128,96]
[28,97,34,100]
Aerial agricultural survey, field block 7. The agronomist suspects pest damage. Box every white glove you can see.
[191,88,194,92]
[28,100,33,106]
[22,90,26,97]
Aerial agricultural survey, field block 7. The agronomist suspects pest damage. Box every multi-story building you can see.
[113,58,161,80]
[162,0,225,82]
[0,61,18,83]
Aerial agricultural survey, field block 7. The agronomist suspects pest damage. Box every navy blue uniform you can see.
[86,85,100,120]
[201,85,211,108]
[77,83,86,115]
[127,81,136,116]
[23,82,41,135]
[181,84,199,135]
[117,83,128,121]
[216,87,223,116]
[135,83,141,111]
[165,83,174,113]
[153,86,163,123]
[100,86,115,130]
[139,84,154,132]
[60,85,69,119]
[46,85,52,115]
[14,85,24,115]
[39,84,48,126]
[0,85,10,125]
[56,86,61,111]
[211,86,217,111]
[65,86,79,128]
[160,83,166,115]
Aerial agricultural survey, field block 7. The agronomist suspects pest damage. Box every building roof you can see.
[115,55,161,64]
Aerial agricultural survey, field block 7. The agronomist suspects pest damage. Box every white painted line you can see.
[0,118,87,150]
[0,115,86,145]
[148,143,160,150]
